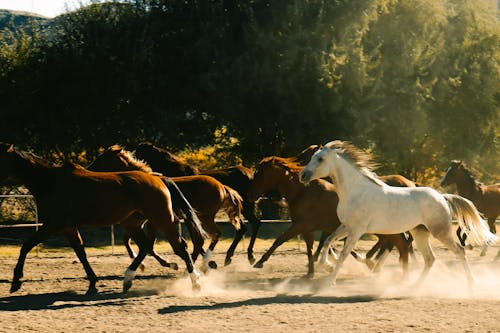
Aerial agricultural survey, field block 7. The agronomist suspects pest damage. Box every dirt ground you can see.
[0,238,500,333]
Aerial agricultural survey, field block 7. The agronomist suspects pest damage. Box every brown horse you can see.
[135,142,264,263]
[297,144,416,269]
[441,160,500,256]
[88,145,245,269]
[248,156,412,278]
[0,143,208,294]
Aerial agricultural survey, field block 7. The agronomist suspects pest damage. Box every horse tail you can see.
[223,185,243,208]
[161,177,209,240]
[443,194,497,247]
[222,185,244,229]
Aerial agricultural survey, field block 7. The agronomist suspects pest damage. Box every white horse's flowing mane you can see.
[325,140,383,186]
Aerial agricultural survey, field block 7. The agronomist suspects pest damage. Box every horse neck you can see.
[330,157,376,201]
[10,154,52,194]
[455,171,481,200]
[272,170,303,202]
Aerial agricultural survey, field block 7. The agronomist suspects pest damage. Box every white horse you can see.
[299,140,497,286]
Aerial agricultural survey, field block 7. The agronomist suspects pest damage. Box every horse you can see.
[135,142,263,264]
[299,140,497,286]
[0,143,208,294]
[297,144,416,270]
[441,160,500,256]
[248,156,413,278]
[88,145,245,269]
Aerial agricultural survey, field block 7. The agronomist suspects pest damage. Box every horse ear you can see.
[7,144,14,152]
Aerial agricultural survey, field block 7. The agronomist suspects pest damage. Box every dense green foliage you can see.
[0,0,498,183]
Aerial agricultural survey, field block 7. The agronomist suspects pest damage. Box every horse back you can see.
[170,175,227,215]
[40,168,172,227]
[200,165,253,196]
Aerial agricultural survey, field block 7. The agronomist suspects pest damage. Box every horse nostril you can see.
[300,170,309,183]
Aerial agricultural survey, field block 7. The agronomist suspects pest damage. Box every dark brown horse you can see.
[88,145,245,269]
[135,142,263,263]
[248,156,412,277]
[0,143,208,294]
[441,160,500,256]
[297,144,416,269]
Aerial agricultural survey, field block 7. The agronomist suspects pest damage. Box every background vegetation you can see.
[0,0,498,185]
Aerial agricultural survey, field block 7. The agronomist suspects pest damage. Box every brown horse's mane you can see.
[139,142,187,165]
[16,148,58,168]
[106,145,153,173]
[260,156,304,174]
[325,140,383,186]
[452,160,484,187]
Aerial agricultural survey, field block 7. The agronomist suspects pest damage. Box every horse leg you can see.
[253,223,306,269]
[409,226,436,286]
[494,249,500,262]
[11,225,54,293]
[480,218,497,256]
[406,232,418,262]
[123,229,153,293]
[140,222,178,270]
[168,235,201,290]
[201,233,220,272]
[372,240,394,273]
[318,224,349,270]
[313,231,330,261]
[327,229,365,285]
[434,229,474,287]
[149,214,201,290]
[392,234,410,278]
[225,222,248,266]
[63,227,99,295]
[243,203,261,264]
[351,236,386,271]
[122,228,146,272]
[303,231,315,278]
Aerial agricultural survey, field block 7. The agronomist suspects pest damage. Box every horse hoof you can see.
[224,258,232,266]
[305,273,314,279]
[208,261,218,269]
[253,262,264,269]
[365,259,376,271]
[123,281,133,293]
[169,263,179,271]
[192,283,201,292]
[10,280,22,293]
[248,256,256,265]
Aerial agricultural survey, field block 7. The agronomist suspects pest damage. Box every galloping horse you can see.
[297,144,416,270]
[441,160,500,257]
[89,145,244,269]
[248,156,412,277]
[0,143,208,294]
[300,140,497,286]
[135,142,263,264]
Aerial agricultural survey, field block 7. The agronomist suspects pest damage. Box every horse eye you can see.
[317,156,324,163]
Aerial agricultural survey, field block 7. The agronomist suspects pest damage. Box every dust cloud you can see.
[140,250,500,301]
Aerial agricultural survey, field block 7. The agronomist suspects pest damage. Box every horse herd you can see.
[0,141,499,295]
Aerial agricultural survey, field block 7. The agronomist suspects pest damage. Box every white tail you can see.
[443,194,498,247]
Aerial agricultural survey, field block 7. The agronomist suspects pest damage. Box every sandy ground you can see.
[1,238,500,333]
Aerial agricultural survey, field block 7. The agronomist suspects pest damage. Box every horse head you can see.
[440,160,463,187]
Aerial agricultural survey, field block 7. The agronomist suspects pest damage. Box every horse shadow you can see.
[0,273,174,311]
[158,294,377,314]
